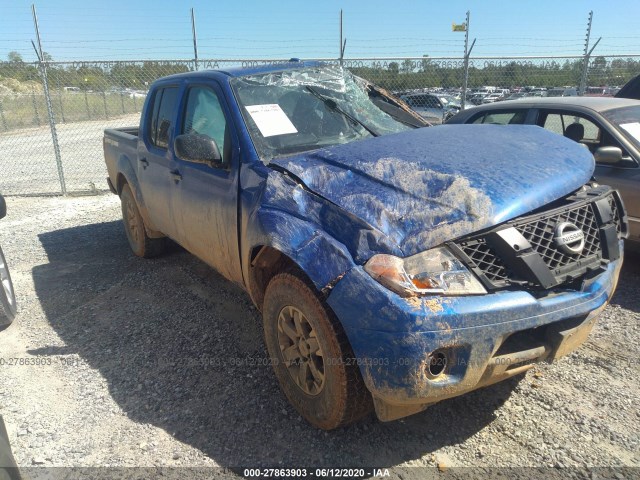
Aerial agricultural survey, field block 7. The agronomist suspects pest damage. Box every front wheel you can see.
[0,245,17,330]
[263,272,372,430]
[120,184,165,258]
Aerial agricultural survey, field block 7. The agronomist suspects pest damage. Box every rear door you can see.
[137,85,180,236]
[170,81,243,284]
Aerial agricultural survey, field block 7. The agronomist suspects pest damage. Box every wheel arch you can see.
[246,232,355,312]
[114,158,163,238]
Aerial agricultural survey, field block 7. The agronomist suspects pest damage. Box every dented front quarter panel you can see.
[239,161,371,293]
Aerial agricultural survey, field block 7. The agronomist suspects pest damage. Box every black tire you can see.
[120,184,165,258]
[263,272,372,430]
[0,245,17,331]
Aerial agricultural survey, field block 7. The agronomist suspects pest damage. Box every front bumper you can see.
[326,246,623,421]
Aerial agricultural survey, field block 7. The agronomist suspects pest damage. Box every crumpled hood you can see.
[270,125,595,257]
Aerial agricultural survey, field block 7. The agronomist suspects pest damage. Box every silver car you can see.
[0,194,17,330]
[400,93,451,124]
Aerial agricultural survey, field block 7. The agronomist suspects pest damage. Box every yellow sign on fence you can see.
[452,22,467,32]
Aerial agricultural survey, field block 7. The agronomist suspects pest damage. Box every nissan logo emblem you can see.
[554,222,585,255]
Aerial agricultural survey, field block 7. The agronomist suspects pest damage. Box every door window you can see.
[470,110,527,125]
[182,86,228,163]
[541,112,601,145]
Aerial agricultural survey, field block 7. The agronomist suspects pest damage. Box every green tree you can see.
[8,51,23,63]
[401,59,414,74]
[420,55,431,73]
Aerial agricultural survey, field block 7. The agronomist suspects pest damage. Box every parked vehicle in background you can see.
[439,94,462,110]
[481,92,505,104]
[467,92,488,105]
[585,86,617,97]
[507,92,527,100]
[616,74,640,100]
[447,96,640,250]
[0,193,17,330]
[546,87,578,97]
[400,92,459,124]
[103,62,626,429]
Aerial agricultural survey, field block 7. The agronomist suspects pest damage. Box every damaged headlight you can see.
[364,247,487,297]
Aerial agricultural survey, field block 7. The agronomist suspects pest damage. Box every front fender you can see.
[250,207,356,292]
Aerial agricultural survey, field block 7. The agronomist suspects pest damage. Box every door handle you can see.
[170,169,182,182]
[139,157,149,169]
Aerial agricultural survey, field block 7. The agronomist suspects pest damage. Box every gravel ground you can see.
[0,194,638,478]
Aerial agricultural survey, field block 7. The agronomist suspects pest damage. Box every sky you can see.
[0,0,639,63]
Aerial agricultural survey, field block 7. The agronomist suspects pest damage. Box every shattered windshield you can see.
[230,65,411,161]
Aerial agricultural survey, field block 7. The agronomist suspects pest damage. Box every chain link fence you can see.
[1,55,639,195]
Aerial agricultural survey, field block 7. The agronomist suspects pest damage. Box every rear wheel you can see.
[0,245,17,330]
[120,184,165,258]
[263,271,372,430]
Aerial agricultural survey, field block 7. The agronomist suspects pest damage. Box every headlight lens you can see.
[364,247,487,297]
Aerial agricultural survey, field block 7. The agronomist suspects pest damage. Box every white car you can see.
[481,93,505,104]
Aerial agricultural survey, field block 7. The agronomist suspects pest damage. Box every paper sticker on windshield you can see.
[620,122,640,142]
[245,104,298,137]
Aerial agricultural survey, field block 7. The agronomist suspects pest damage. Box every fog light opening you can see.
[428,351,447,378]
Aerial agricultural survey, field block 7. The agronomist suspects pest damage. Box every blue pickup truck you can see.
[103,61,627,430]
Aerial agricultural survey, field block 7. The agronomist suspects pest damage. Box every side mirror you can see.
[594,146,623,165]
[174,134,223,168]
[0,194,5,219]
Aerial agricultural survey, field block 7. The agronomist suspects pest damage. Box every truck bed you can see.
[103,127,139,193]
[104,126,139,143]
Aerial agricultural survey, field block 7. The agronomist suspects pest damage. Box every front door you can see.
[170,82,243,284]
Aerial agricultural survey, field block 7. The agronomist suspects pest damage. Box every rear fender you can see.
[115,155,163,237]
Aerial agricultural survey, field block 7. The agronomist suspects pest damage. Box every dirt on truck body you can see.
[103,61,627,429]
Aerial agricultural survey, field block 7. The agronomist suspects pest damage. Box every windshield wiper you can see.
[305,86,379,137]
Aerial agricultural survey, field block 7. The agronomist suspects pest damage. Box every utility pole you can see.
[191,7,199,71]
[339,10,346,65]
[31,3,66,195]
[578,11,594,95]
[461,11,473,109]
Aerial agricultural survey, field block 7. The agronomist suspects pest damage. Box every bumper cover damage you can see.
[326,248,622,421]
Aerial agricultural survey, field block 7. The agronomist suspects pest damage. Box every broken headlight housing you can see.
[364,247,487,297]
